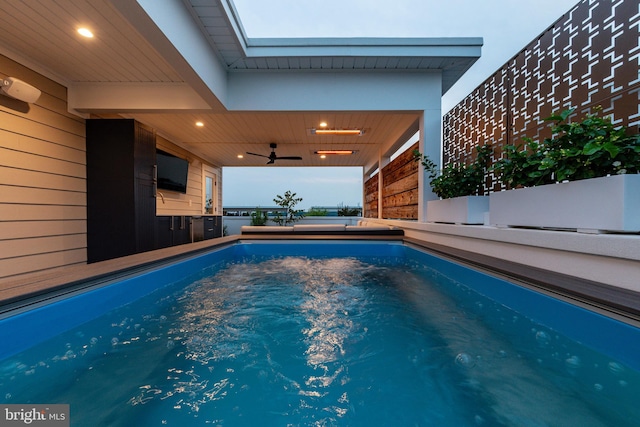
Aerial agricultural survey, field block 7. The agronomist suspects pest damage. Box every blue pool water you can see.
[0,242,638,426]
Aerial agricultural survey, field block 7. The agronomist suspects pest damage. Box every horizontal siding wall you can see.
[0,54,86,278]
[155,136,221,216]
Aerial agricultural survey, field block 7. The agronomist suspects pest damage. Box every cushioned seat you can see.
[293,224,346,232]
[345,225,393,231]
[241,226,294,233]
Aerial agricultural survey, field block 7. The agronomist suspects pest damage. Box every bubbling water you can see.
[455,352,476,368]
[0,255,638,427]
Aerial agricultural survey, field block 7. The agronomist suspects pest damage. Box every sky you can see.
[223,0,579,210]
[223,167,364,209]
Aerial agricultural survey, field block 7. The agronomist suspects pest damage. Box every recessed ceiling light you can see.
[319,122,327,127]
[195,121,204,127]
[77,28,94,38]
[320,154,327,159]
[237,154,244,159]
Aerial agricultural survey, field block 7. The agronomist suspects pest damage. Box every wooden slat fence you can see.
[364,142,419,219]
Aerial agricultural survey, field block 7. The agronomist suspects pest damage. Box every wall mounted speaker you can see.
[1,77,41,103]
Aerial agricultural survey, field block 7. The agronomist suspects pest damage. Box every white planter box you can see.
[427,196,489,224]
[489,174,640,233]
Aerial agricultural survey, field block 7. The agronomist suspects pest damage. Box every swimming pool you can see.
[1,241,638,426]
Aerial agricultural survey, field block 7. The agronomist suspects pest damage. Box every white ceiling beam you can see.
[244,37,483,58]
[111,0,228,111]
[227,71,442,111]
[68,82,210,113]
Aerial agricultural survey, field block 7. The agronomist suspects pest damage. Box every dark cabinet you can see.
[86,119,156,263]
[170,216,191,246]
[204,216,222,238]
[155,216,173,250]
[156,216,192,249]
[87,119,220,263]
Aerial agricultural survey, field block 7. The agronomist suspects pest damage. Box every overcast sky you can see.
[223,0,579,210]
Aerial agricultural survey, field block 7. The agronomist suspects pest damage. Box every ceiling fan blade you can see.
[248,145,302,164]
[246,151,269,159]
[276,156,303,160]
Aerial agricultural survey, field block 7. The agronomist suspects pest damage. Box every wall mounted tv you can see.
[156,149,189,193]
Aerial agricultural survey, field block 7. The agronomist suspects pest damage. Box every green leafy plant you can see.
[491,138,552,188]
[272,190,305,226]
[307,207,329,216]
[337,203,361,216]
[494,107,640,188]
[250,208,269,226]
[414,144,493,199]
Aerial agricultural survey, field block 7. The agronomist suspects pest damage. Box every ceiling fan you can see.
[246,143,302,164]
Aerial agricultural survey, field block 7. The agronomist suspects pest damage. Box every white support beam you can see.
[244,37,483,58]
[227,71,441,111]
[68,83,211,113]
[418,107,441,222]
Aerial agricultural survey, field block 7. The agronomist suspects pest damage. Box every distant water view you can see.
[222,167,364,211]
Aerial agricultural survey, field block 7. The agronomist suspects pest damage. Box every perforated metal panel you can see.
[444,0,640,192]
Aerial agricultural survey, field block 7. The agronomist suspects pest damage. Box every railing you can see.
[223,216,362,235]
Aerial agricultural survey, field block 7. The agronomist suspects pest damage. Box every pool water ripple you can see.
[0,254,638,426]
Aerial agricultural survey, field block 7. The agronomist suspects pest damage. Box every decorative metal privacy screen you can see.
[443,0,640,192]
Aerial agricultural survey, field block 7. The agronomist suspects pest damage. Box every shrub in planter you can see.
[493,107,640,188]
[492,139,551,188]
[413,144,493,198]
[337,203,361,216]
[414,144,493,224]
[250,208,269,226]
[306,207,329,216]
[490,108,640,232]
[272,190,305,226]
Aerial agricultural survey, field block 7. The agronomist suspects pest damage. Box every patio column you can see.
[418,110,441,222]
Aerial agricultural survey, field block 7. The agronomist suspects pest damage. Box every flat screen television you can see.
[156,149,189,193]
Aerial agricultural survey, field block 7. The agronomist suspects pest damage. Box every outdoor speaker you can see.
[1,77,41,103]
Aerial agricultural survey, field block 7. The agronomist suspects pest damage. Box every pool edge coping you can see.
[1,233,638,327]
[0,235,405,314]
[404,237,640,326]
